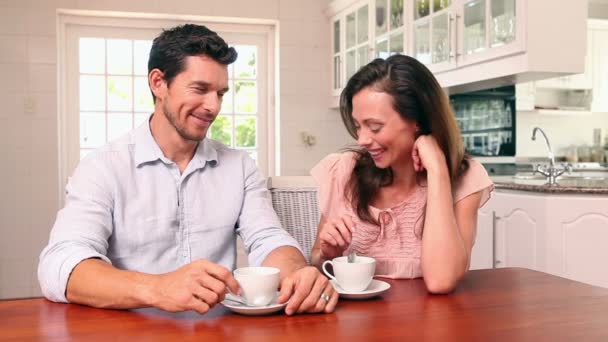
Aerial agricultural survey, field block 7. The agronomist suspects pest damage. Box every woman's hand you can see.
[411,135,448,175]
[319,216,355,260]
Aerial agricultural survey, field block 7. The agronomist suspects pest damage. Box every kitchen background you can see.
[0,0,607,299]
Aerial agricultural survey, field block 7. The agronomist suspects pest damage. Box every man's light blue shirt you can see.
[38,120,301,303]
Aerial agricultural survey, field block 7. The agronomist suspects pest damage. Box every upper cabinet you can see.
[327,0,587,105]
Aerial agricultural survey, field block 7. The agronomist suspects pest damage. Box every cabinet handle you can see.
[449,13,461,59]
[492,211,500,268]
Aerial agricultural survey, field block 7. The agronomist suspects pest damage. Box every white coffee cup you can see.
[233,266,280,306]
[322,256,376,292]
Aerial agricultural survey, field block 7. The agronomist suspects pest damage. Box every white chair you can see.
[268,176,320,263]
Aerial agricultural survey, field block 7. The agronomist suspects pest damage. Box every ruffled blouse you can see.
[311,152,494,279]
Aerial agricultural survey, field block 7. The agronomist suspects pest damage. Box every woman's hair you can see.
[340,54,468,224]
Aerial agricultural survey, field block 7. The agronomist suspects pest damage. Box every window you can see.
[59,12,277,198]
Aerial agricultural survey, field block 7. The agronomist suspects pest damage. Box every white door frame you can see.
[56,9,280,205]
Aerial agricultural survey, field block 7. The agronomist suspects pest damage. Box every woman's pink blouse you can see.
[311,152,494,279]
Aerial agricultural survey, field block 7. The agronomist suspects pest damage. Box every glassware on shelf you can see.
[433,0,451,12]
[390,0,404,29]
[375,0,388,36]
[414,21,431,64]
[491,0,516,47]
[464,0,486,54]
[415,0,430,19]
[432,13,449,63]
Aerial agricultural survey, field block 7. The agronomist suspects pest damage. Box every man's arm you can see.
[38,154,238,313]
[236,155,338,315]
[66,258,239,314]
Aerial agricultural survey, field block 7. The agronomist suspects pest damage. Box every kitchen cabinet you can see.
[470,191,544,271]
[545,194,608,288]
[471,188,608,288]
[591,20,608,112]
[327,0,587,104]
[329,0,405,101]
[535,29,593,90]
[515,20,608,113]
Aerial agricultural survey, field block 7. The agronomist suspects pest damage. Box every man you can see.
[38,24,337,315]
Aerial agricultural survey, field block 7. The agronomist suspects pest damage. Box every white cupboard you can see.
[471,189,608,288]
[327,0,587,105]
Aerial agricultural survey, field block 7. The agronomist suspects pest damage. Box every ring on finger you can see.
[320,293,331,303]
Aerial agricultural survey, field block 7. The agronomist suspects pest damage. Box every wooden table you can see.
[1,268,608,341]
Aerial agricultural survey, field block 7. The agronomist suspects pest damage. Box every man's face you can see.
[159,55,229,141]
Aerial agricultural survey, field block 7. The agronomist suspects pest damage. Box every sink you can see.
[511,172,607,187]
[512,172,546,180]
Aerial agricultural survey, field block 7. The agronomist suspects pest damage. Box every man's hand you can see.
[149,259,239,314]
[276,266,338,315]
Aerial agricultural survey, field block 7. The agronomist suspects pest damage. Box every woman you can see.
[310,55,493,294]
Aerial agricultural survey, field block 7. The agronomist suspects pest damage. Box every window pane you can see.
[234,45,257,78]
[376,38,389,59]
[80,112,106,148]
[107,112,133,141]
[415,21,431,64]
[209,115,233,146]
[375,0,388,36]
[134,76,154,112]
[107,76,133,111]
[432,13,449,63]
[491,0,516,47]
[107,39,132,75]
[389,32,404,55]
[334,20,341,53]
[220,81,234,114]
[357,6,369,44]
[80,38,105,74]
[80,75,105,111]
[346,13,356,48]
[464,0,486,54]
[133,40,152,75]
[235,116,257,148]
[415,0,430,19]
[346,49,356,79]
[357,46,368,69]
[134,113,150,127]
[390,0,404,29]
[234,81,257,114]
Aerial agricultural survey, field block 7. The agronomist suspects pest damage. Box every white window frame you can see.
[56,9,281,205]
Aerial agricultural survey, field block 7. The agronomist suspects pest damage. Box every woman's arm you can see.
[421,166,482,294]
[310,215,354,268]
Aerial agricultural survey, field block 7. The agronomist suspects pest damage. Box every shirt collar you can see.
[133,117,219,169]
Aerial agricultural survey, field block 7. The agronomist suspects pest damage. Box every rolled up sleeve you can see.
[38,154,114,303]
[236,156,303,266]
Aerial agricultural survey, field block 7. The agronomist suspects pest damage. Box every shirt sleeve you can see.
[453,159,495,207]
[38,153,114,303]
[310,152,356,219]
[236,154,303,266]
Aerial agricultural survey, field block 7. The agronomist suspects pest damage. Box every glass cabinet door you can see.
[414,21,431,64]
[414,0,452,67]
[463,0,486,55]
[345,4,370,80]
[490,0,515,47]
[332,20,341,91]
[375,0,404,59]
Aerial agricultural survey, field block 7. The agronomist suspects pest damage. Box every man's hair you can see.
[148,24,238,101]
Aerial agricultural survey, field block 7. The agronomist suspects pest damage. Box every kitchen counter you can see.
[491,175,608,194]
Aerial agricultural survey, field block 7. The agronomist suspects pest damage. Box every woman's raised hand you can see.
[411,134,447,174]
[319,216,355,260]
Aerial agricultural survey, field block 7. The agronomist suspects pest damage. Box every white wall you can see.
[0,0,351,299]
[516,111,608,159]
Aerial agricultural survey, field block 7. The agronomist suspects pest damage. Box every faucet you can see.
[531,127,571,185]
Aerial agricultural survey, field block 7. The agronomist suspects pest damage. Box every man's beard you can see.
[162,102,206,142]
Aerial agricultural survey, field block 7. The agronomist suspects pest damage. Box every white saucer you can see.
[330,279,391,299]
[221,292,287,316]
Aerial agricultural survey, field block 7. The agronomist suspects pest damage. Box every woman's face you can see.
[351,87,418,169]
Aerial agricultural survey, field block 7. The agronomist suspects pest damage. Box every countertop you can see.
[491,175,608,194]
